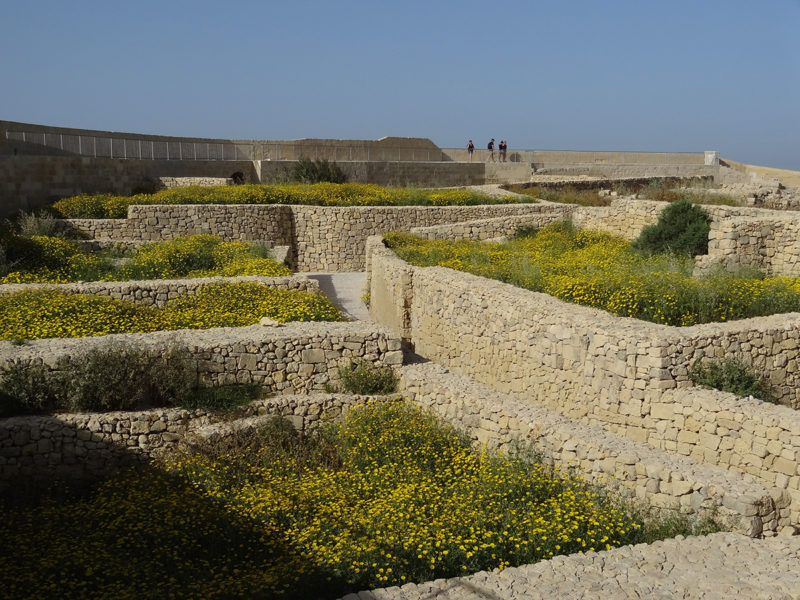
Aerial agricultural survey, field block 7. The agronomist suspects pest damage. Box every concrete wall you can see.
[257,160,486,187]
[366,236,800,523]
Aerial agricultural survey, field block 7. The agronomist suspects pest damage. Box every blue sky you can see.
[2,0,799,169]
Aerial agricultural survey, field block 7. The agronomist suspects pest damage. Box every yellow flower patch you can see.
[0,283,341,340]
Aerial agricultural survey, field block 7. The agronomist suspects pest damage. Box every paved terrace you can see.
[339,533,800,600]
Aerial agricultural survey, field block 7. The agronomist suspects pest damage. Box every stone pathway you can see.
[338,533,800,599]
[304,272,369,321]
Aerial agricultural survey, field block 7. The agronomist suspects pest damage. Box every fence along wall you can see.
[366,236,800,523]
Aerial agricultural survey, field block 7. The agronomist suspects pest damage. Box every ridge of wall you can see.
[398,363,786,536]
[1,322,402,390]
[0,275,317,306]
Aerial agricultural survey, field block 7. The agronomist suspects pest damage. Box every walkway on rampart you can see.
[338,532,800,600]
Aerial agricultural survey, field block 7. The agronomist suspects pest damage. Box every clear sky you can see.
[2,0,799,169]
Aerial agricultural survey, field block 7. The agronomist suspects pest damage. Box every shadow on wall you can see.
[0,415,351,599]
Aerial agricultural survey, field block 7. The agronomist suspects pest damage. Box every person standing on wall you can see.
[467,140,475,162]
[499,140,507,162]
[487,138,495,162]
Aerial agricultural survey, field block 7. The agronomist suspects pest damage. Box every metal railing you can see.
[4,129,446,162]
[4,129,708,165]
[4,130,254,161]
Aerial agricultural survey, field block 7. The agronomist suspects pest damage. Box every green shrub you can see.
[179,384,263,413]
[15,211,65,238]
[335,359,398,395]
[1,234,110,283]
[57,345,197,412]
[0,361,59,417]
[0,344,197,415]
[689,358,777,403]
[292,158,348,184]
[632,200,710,257]
[1,234,290,284]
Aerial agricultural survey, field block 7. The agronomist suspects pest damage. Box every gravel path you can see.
[339,533,800,599]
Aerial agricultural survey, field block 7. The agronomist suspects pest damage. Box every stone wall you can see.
[366,237,800,522]
[63,203,552,271]
[158,177,233,188]
[408,211,569,241]
[0,394,374,485]
[571,198,800,277]
[0,275,317,307]
[398,364,786,536]
[0,155,257,217]
[1,322,402,390]
[696,215,800,277]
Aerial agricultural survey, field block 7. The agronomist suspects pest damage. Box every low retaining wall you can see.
[1,322,402,390]
[697,215,800,277]
[572,198,800,277]
[0,394,374,484]
[0,275,318,307]
[63,203,552,271]
[407,210,568,241]
[398,364,786,536]
[367,236,800,522]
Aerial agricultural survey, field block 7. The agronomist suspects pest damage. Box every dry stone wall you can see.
[367,237,800,522]
[63,203,552,271]
[158,177,232,188]
[398,364,785,536]
[407,211,569,241]
[0,394,374,485]
[1,322,402,390]
[696,215,800,277]
[0,275,317,307]
[572,198,800,277]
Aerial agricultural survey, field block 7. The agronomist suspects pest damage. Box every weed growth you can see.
[333,359,398,395]
[689,358,777,403]
[292,158,348,184]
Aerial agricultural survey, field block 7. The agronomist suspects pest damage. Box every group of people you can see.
[466,139,508,162]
